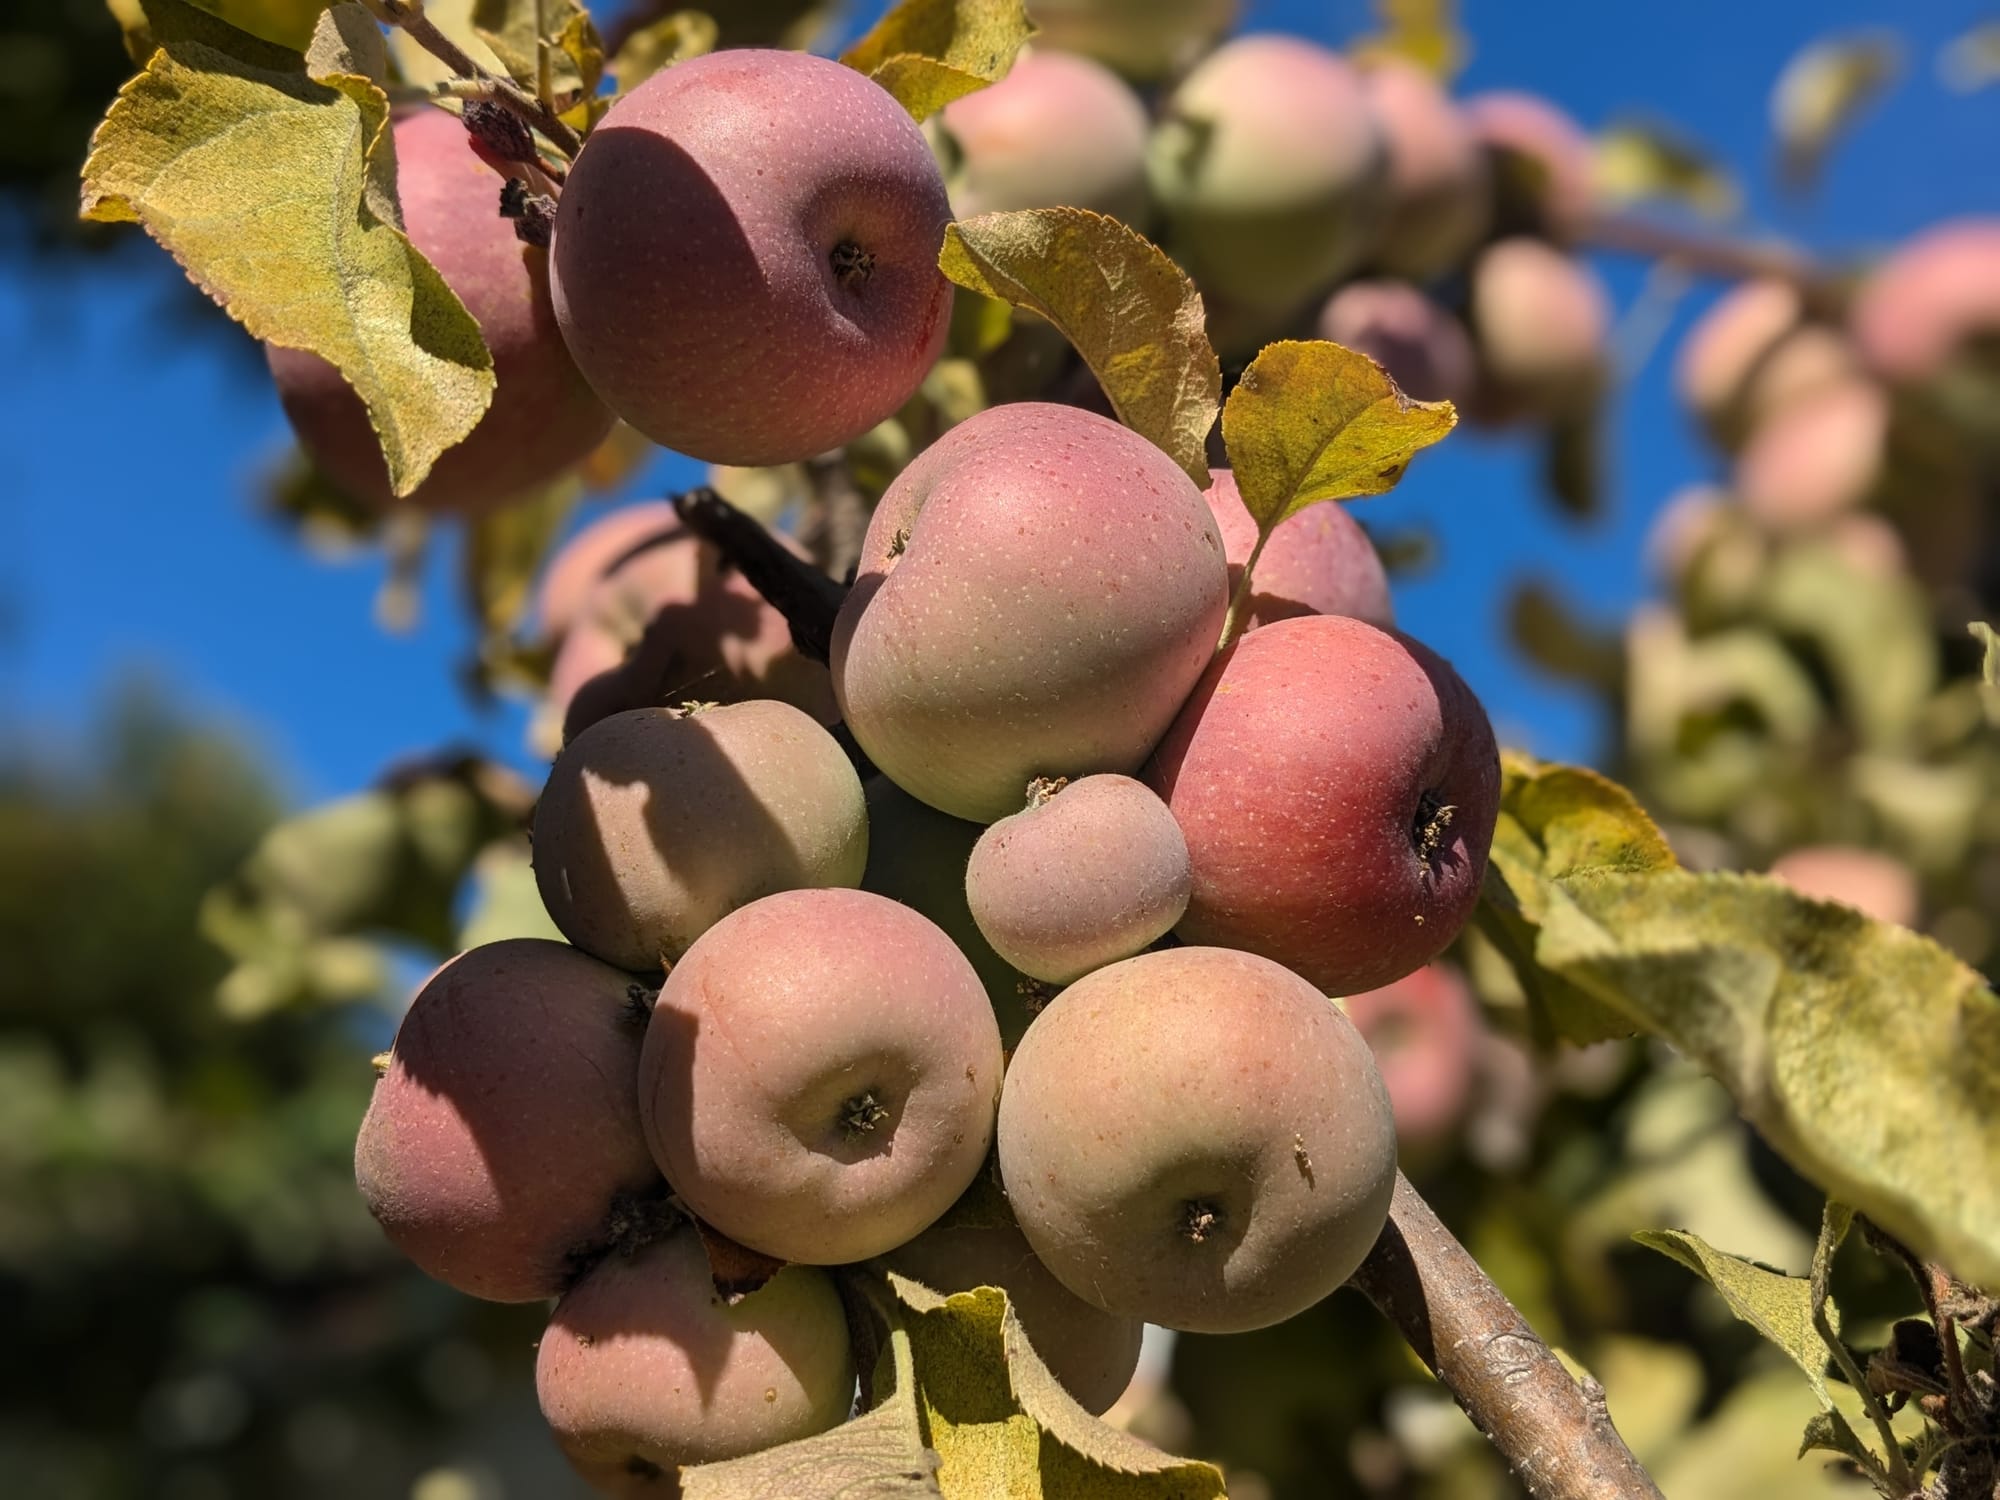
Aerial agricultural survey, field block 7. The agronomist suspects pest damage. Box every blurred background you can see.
[3,0,1996,1496]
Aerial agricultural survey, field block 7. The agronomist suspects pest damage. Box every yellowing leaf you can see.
[1973,621,2000,725]
[1772,31,1902,190]
[472,0,592,90]
[82,18,496,497]
[942,209,1219,488]
[304,0,387,86]
[889,1275,1226,1498]
[385,0,506,87]
[607,9,717,93]
[1545,869,2000,1290]
[1633,1229,1846,1401]
[111,0,302,65]
[1350,0,1468,80]
[680,1281,940,1498]
[842,0,1034,121]
[1593,119,1741,220]
[1478,752,1677,1045]
[1221,339,1456,530]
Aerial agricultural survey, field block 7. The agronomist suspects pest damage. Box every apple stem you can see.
[367,0,584,160]
[1216,526,1271,654]
[1351,1172,1666,1500]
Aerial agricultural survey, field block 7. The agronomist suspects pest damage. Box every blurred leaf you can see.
[554,10,607,126]
[472,0,593,92]
[1761,543,1937,749]
[1350,0,1468,79]
[1593,119,1741,219]
[1633,1229,1847,1402]
[261,443,385,549]
[888,1274,1227,1496]
[1508,581,1624,691]
[841,0,1034,122]
[1541,402,1603,521]
[1937,22,2000,92]
[82,7,497,498]
[1771,31,1902,190]
[1653,1370,1884,1499]
[1972,621,2000,725]
[461,477,581,635]
[1221,340,1456,532]
[1535,867,2000,1290]
[607,8,717,92]
[942,208,1219,488]
[948,289,1015,358]
[112,0,304,68]
[385,0,505,84]
[456,842,562,947]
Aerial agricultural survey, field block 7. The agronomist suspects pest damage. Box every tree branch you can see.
[669,487,849,664]
[1351,1173,1666,1500]
[1578,211,1842,307]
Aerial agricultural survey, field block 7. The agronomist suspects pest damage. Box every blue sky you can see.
[2,0,1995,806]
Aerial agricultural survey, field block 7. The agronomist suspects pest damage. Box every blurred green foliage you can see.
[0,688,584,1499]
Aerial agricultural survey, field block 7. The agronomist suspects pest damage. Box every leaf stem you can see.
[1215,525,1270,655]
[368,0,583,159]
[1350,1172,1666,1500]
[1811,1205,1913,1493]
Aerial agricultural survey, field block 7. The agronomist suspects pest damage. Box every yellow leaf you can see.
[890,1275,1227,1497]
[842,0,1034,122]
[471,0,599,99]
[1973,622,2000,725]
[1593,118,1740,220]
[109,0,304,65]
[1220,339,1456,530]
[1771,31,1902,190]
[1349,0,1468,81]
[607,9,717,93]
[941,208,1219,488]
[82,18,495,498]
[385,0,505,86]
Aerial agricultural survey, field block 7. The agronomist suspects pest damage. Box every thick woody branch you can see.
[669,487,848,664]
[1351,1173,1666,1500]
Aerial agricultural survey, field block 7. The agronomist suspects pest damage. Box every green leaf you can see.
[462,475,581,634]
[457,843,563,948]
[472,0,592,91]
[607,8,717,93]
[679,1283,941,1497]
[1633,1229,1844,1400]
[1219,340,1456,532]
[888,1274,1227,1498]
[1546,869,2000,1290]
[82,12,496,498]
[1760,543,1937,749]
[1772,31,1902,190]
[941,209,1219,488]
[385,0,505,86]
[1593,118,1741,220]
[1478,752,1678,1045]
[1972,621,2000,725]
[841,0,1034,122]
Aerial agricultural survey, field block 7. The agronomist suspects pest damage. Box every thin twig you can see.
[367,0,583,159]
[1350,1173,1666,1500]
[1578,211,1843,307]
[534,0,555,115]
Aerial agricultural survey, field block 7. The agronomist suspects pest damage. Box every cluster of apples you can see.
[328,16,1517,1493]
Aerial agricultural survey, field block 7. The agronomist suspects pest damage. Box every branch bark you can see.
[366,0,584,160]
[1352,1173,1666,1500]
[1577,211,1843,310]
